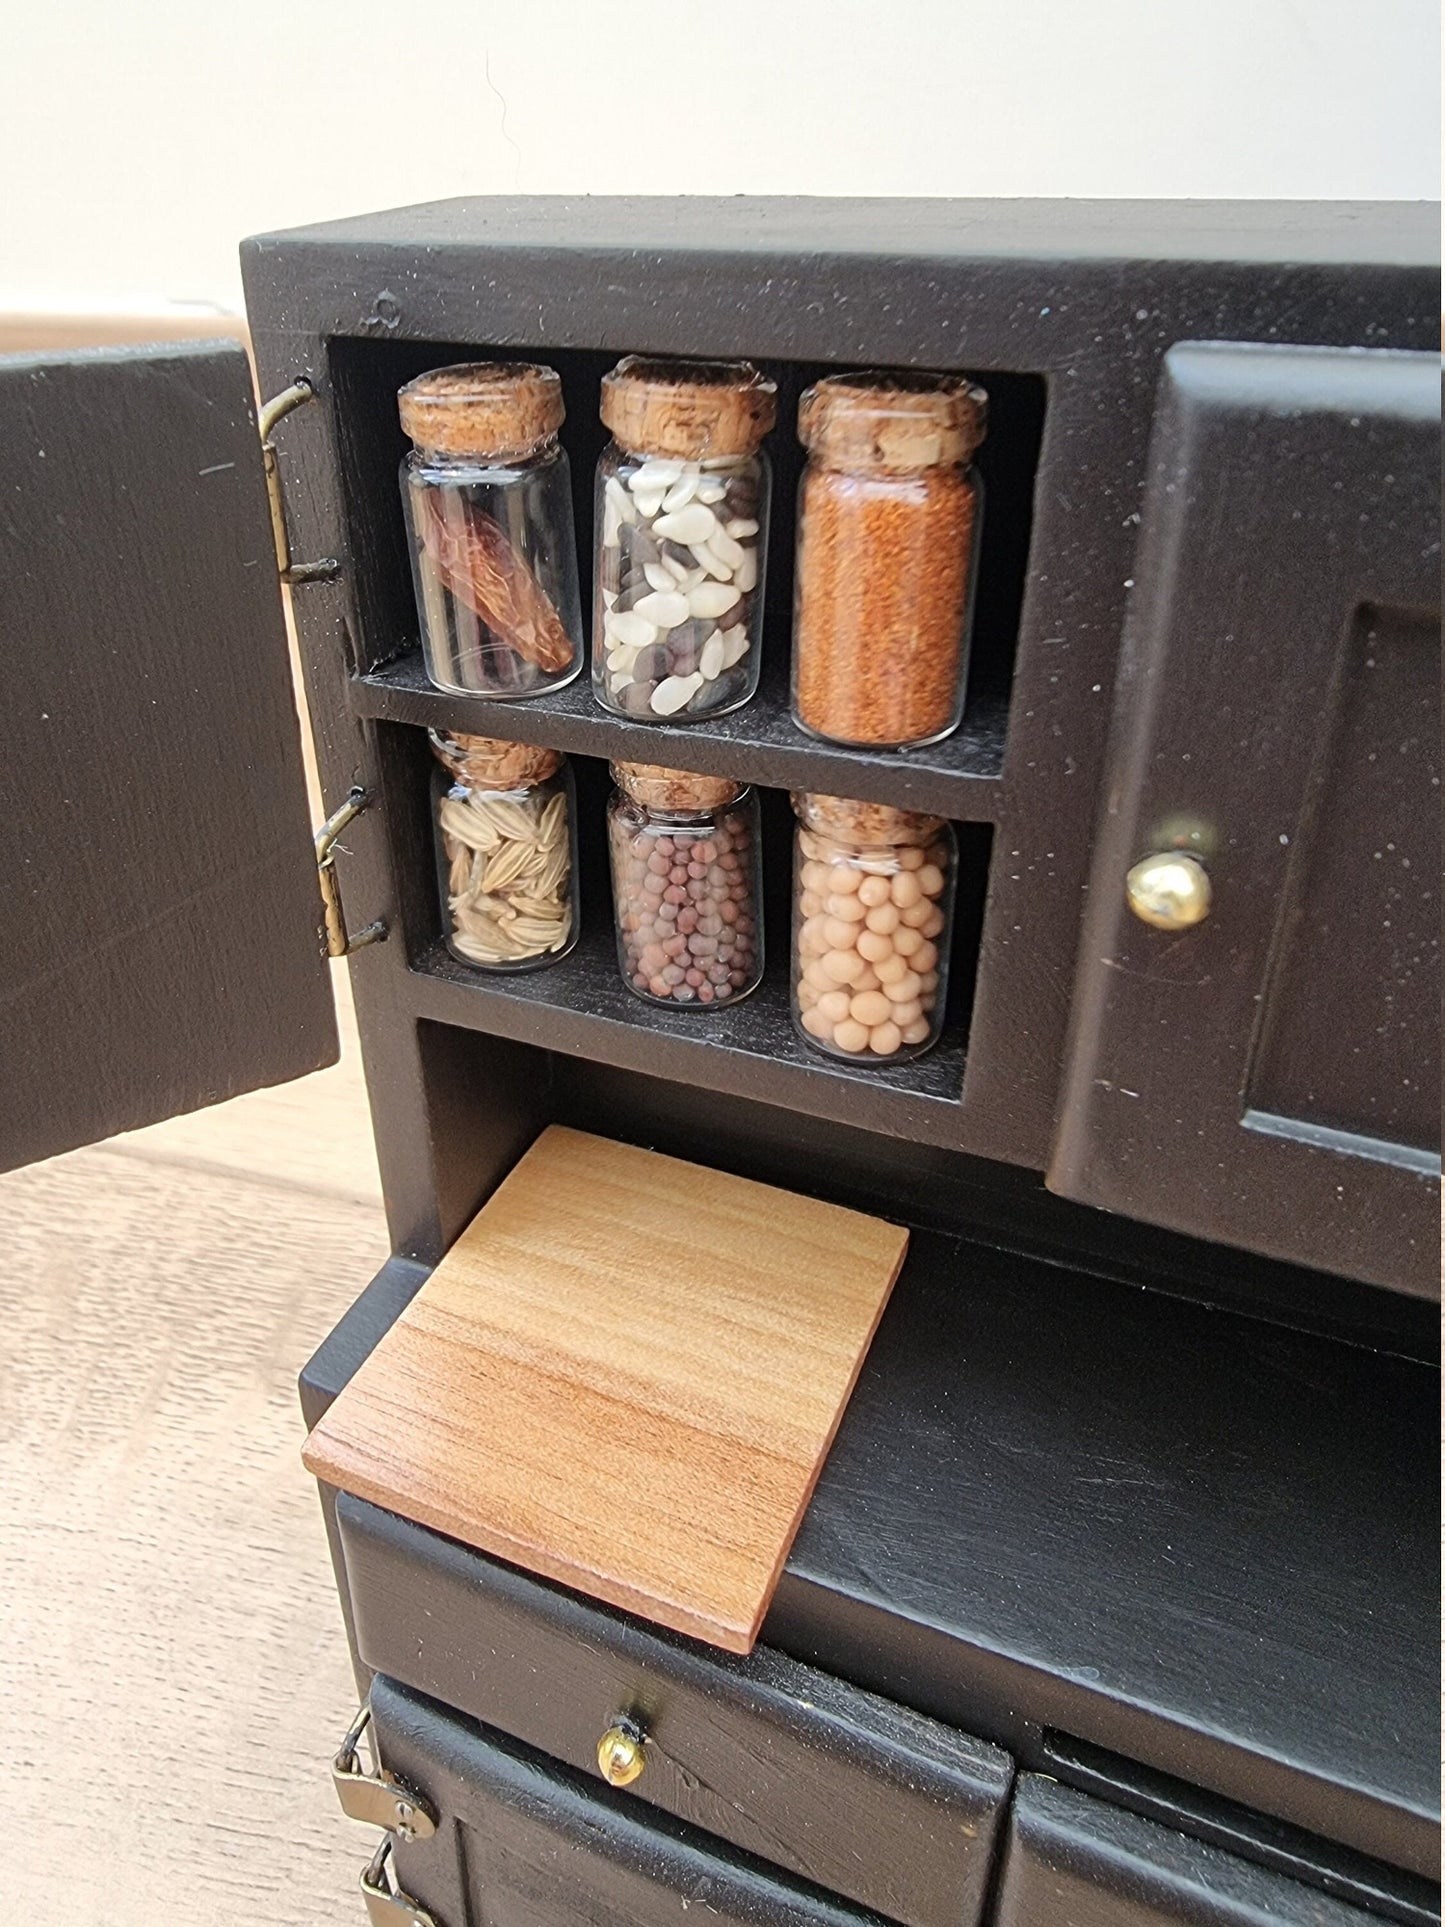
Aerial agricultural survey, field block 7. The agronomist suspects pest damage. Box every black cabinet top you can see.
[248,195,1440,269]
[767,1230,1439,1882]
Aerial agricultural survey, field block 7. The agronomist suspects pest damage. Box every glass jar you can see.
[400,363,584,699]
[430,731,578,971]
[791,792,956,1062]
[607,763,763,1006]
[593,357,775,723]
[792,371,987,749]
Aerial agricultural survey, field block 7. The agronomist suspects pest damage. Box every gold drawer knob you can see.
[597,1720,646,1788]
[1125,852,1212,931]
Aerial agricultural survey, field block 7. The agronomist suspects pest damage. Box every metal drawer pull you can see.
[361,1837,441,1927]
[597,1715,647,1788]
[334,1702,437,1840]
[1125,851,1212,931]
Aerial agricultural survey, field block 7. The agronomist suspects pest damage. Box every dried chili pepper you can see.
[420,490,575,674]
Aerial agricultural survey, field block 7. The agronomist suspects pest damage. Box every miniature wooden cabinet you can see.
[0,199,1438,1925]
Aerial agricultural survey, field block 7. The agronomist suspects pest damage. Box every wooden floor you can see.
[0,975,389,1924]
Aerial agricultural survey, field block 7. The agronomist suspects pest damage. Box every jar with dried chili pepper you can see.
[791,371,987,749]
[399,363,584,699]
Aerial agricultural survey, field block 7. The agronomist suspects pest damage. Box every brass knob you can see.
[597,1720,646,1788]
[1125,852,1212,931]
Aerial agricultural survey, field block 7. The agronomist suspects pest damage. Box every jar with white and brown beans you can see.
[430,731,578,971]
[593,357,774,722]
[607,763,763,1007]
[791,792,955,1062]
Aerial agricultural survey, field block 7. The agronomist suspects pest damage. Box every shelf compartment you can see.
[331,334,1045,826]
[353,645,1006,822]
[405,924,970,1153]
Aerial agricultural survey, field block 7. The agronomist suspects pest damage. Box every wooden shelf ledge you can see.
[351,646,1008,822]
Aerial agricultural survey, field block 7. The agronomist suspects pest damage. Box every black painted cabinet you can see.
[1053,344,1441,1297]
[1,201,1438,1926]
[6,210,1437,1301]
[237,198,1442,1290]
[307,1247,1439,1922]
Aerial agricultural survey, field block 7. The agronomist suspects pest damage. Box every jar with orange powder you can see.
[791,371,986,748]
[790,792,955,1064]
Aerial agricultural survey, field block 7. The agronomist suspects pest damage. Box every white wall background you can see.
[6,0,1439,317]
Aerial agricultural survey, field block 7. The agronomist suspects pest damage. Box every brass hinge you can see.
[258,378,340,585]
[361,1838,442,1927]
[316,788,387,958]
[333,1701,435,1838]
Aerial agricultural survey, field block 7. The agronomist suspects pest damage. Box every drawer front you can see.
[339,1495,1011,1927]
[995,1777,1380,1927]
[372,1673,886,1926]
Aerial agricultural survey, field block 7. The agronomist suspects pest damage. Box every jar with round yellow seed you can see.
[430,731,578,971]
[790,792,955,1063]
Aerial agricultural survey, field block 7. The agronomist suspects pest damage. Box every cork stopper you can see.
[792,791,945,847]
[431,730,563,790]
[399,363,565,459]
[799,371,987,472]
[600,356,777,462]
[612,761,743,812]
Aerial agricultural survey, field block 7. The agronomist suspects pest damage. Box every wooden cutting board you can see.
[303,1126,908,1652]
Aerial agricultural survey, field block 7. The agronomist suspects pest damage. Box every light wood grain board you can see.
[303,1126,909,1652]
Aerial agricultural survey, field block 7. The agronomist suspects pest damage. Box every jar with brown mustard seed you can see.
[431,731,578,971]
[791,792,955,1062]
[791,371,987,749]
[400,363,584,699]
[594,357,775,722]
[607,763,763,1006]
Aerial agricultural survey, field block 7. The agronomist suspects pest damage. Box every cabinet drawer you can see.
[338,1495,1010,1927]
[371,1672,890,1925]
[995,1777,1380,1927]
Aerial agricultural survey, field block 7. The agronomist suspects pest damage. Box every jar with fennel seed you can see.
[792,371,987,748]
[400,363,584,699]
[791,792,955,1062]
[594,357,775,722]
[430,731,578,971]
[607,763,763,1006]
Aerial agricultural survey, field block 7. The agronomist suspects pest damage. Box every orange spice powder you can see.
[793,464,977,747]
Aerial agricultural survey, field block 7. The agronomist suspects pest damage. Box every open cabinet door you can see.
[0,341,339,1172]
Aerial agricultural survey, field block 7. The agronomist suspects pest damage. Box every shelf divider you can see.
[352,646,1006,823]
